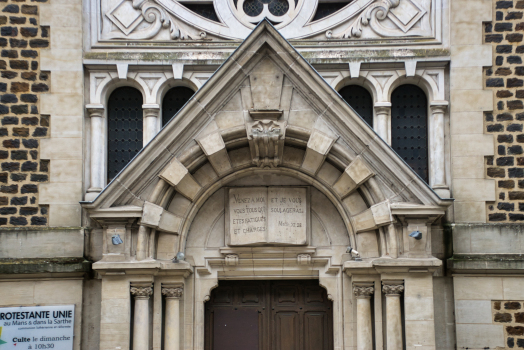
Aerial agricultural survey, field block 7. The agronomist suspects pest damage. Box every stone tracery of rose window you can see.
[98,0,437,42]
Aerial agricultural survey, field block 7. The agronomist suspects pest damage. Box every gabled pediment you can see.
[83,21,451,257]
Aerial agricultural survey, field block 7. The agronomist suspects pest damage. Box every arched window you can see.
[338,85,373,127]
[162,86,195,126]
[391,84,428,183]
[107,87,143,183]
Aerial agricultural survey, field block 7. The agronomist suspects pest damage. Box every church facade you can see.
[0,0,522,350]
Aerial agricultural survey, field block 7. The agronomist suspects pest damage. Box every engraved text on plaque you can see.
[227,187,308,245]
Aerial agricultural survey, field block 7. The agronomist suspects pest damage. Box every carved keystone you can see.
[196,132,232,175]
[141,201,182,234]
[247,111,286,168]
[159,159,202,201]
[350,200,393,233]
[302,130,337,175]
[333,156,375,198]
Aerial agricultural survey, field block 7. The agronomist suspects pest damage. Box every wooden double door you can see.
[204,280,333,350]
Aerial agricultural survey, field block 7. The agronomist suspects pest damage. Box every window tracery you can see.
[391,84,428,183]
[107,87,144,182]
[338,85,373,127]
[162,87,195,126]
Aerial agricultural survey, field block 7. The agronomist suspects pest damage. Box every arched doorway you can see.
[204,280,333,350]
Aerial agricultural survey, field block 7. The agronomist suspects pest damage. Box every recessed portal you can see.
[204,280,333,350]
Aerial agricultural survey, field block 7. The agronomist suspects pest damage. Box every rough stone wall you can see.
[0,0,49,226]
[485,0,524,222]
[493,300,524,348]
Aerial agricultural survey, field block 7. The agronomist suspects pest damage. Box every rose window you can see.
[232,0,299,27]
[243,0,289,17]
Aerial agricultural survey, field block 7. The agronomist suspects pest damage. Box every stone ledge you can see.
[0,227,85,259]
[448,254,524,274]
[0,257,92,274]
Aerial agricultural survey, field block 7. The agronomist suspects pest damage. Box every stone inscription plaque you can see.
[268,187,307,244]
[228,187,307,245]
[229,187,268,245]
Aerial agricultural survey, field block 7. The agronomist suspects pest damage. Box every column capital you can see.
[353,283,374,298]
[143,104,160,114]
[86,104,105,118]
[131,285,153,299]
[374,102,391,114]
[162,287,183,299]
[382,282,404,295]
[429,101,448,113]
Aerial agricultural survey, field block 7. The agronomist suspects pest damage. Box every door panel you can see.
[304,312,327,350]
[213,308,259,350]
[205,280,333,350]
[275,312,300,350]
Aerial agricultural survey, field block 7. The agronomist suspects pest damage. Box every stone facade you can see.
[0,0,523,350]
[485,0,524,222]
[0,0,49,227]
[493,300,524,349]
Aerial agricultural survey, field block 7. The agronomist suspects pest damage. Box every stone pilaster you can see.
[131,284,153,350]
[354,283,374,350]
[383,282,404,350]
[163,286,183,350]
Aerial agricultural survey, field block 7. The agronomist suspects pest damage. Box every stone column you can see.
[143,104,160,145]
[374,103,391,144]
[136,225,149,261]
[162,286,183,350]
[382,282,404,350]
[429,103,449,197]
[354,283,375,350]
[130,285,153,350]
[86,105,105,201]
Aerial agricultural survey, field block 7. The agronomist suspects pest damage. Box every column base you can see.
[85,191,101,201]
[432,186,450,198]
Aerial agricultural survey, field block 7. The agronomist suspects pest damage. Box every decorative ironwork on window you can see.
[107,87,143,183]
[312,1,352,21]
[242,0,289,17]
[162,86,195,126]
[339,85,373,127]
[181,4,220,22]
[391,84,428,183]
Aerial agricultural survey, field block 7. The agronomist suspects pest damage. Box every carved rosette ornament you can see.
[162,287,183,299]
[353,285,375,298]
[130,286,153,299]
[382,284,404,295]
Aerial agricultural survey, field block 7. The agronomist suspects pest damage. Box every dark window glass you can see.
[162,86,195,126]
[107,87,143,183]
[391,84,428,183]
[242,0,290,17]
[312,2,352,21]
[181,4,220,22]
[339,85,373,127]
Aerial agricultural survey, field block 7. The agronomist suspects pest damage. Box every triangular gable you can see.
[82,20,452,228]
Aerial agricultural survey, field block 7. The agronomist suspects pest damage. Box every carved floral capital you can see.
[353,285,374,298]
[162,287,183,298]
[130,286,153,298]
[382,284,404,295]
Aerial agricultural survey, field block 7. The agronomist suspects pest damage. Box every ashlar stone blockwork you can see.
[485,0,524,222]
[493,300,524,348]
[0,0,50,226]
